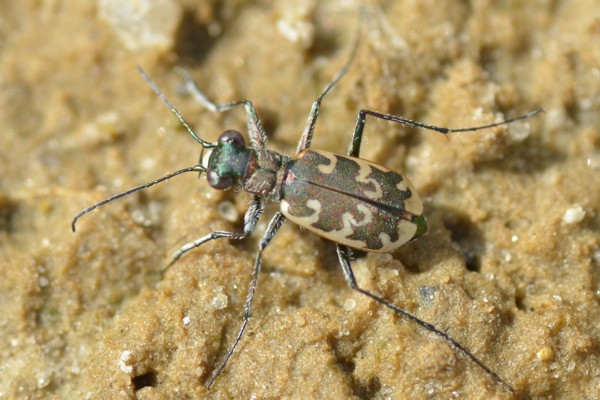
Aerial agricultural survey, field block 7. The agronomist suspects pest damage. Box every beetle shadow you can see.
[394,205,487,275]
[172,4,344,67]
[173,10,216,65]
[173,3,246,65]
[437,206,487,273]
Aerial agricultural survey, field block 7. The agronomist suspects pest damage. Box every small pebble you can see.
[98,0,182,52]
[562,204,585,224]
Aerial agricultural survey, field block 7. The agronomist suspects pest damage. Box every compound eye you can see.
[207,168,234,190]
[218,130,245,147]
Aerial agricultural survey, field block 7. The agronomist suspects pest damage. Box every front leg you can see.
[176,67,268,149]
[166,196,264,269]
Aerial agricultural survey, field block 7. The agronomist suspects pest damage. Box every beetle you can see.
[71,35,541,392]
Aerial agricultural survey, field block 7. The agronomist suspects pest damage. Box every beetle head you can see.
[206,130,251,190]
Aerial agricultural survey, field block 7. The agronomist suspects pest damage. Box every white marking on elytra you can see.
[305,199,323,224]
[347,203,372,227]
[400,178,423,214]
[395,179,408,193]
[281,199,322,226]
[396,220,418,246]
[378,232,394,251]
[327,203,372,245]
[282,197,368,250]
[317,152,337,174]
[356,163,382,199]
[377,220,418,252]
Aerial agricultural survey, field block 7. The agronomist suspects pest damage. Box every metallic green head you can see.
[206,130,251,190]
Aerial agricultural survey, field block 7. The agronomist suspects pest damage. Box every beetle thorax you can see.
[242,148,290,202]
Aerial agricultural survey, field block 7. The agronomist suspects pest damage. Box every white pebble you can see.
[210,292,228,310]
[562,204,585,224]
[343,298,356,311]
[99,0,182,52]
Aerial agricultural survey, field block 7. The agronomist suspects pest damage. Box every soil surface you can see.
[0,1,598,399]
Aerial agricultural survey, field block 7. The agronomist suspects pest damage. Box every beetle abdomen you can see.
[281,150,425,252]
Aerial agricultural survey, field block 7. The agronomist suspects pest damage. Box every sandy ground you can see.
[0,1,598,399]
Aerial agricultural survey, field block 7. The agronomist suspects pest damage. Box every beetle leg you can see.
[335,244,514,393]
[206,211,286,388]
[296,20,361,153]
[348,109,435,158]
[176,67,268,149]
[166,196,264,270]
[349,108,543,157]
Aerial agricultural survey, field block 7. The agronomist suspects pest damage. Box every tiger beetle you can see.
[72,31,541,393]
